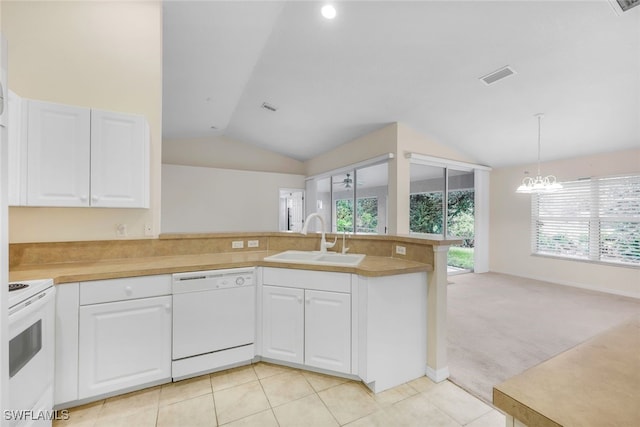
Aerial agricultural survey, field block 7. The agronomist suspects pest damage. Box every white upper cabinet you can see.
[26,100,91,207]
[22,98,149,208]
[8,90,27,206]
[90,110,148,208]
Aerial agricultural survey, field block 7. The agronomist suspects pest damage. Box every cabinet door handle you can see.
[124,286,133,295]
[80,195,88,202]
[305,297,310,304]
[164,304,171,312]
[297,297,303,304]
[91,195,99,202]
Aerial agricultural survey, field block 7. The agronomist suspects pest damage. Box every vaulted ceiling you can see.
[163,1,640,168]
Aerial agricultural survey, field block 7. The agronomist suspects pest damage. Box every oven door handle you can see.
[8,287,56,321]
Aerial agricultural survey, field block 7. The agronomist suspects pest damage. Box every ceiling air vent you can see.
[261,102,278,112]
[479,66,516,86]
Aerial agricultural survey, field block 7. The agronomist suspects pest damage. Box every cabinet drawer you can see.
[262,268,351,293]
[80,275,171,305]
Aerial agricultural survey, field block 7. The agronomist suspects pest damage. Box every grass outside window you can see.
[448,247,474,270]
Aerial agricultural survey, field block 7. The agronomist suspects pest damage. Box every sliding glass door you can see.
[410,164,475,272]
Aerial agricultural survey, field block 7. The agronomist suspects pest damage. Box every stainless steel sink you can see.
[263,250,366,267]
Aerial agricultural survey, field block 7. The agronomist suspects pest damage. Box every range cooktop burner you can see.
[9,283,29,292]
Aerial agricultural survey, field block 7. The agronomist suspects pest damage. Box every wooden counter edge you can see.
[493,388,561,427]
[10,254,432,284]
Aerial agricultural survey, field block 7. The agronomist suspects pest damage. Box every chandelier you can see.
[516,113,562,194]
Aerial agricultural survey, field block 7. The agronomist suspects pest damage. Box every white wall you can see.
[490,148,640,298]
[162,164,305,233]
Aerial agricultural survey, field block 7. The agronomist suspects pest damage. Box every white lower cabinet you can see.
[77,275,172,400]
[261,268,352,374]
[54,283,80,406]
[304,289,351,373]
[358,272,427,393]
[261,286,304,364]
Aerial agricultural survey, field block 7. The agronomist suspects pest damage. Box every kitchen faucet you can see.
[341,232,350,254]
[300,213,337,253]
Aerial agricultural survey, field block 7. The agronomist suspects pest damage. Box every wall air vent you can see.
[261,102,278,112]
[479,66,516,86]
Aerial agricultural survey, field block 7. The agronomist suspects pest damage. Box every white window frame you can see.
[532,174,640,267]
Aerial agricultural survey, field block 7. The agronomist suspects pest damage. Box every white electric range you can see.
[8,278,56,426]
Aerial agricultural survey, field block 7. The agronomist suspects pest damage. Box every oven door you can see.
[8,287,56,420]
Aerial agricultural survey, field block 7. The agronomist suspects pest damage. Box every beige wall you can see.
[304,123,398,177]
[490,148,640,297]
[163,135,305,175]
[3,1,162,243]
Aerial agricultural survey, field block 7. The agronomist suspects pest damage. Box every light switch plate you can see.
[247,240,259,248]
[395,245,406,255]
[232,241,244,249]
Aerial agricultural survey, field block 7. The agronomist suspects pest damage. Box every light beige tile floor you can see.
[53,362,506,427]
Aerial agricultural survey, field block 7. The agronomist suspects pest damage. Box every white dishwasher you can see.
[171,267,255,381]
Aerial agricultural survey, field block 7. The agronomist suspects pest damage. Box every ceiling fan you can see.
[333,173,363,189]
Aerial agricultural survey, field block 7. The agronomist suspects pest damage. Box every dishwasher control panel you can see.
[172,268,255,294]
[216,273,254,289]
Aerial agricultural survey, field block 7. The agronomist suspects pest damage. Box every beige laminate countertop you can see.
[9,250,432,284]
[493,316,640,427]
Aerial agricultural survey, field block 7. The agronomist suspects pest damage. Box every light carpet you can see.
[446,272,640,403]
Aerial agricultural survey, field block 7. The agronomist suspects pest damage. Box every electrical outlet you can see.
[116,224,127,238]
[144,223,153,236]
[247,240,259,248]
[232,241,244,249]
[395,245,406,255]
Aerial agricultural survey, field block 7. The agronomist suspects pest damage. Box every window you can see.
[305,156,390,235]
[336,197,378,233]
[533,174,640,266]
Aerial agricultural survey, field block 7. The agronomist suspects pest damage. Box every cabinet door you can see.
[305,290,351,373]
[55,283,79,405]
[90,109,149,208]
[26,100,90,206]
[78,295,172,399]
[262,285,304,364]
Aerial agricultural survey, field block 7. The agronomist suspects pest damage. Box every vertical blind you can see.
[532,174,640,266]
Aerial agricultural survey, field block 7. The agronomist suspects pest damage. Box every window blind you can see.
[532,174,640,266]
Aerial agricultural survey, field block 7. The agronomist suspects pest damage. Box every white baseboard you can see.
[426,365,450,383]
[491,269,640,300]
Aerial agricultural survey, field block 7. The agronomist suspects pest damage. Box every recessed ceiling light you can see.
[321,4,337,20]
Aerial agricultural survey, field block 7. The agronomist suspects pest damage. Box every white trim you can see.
[305,153,394,181]
[491,269,640,299]
[406,152,492,172]
[426,365,450,383]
